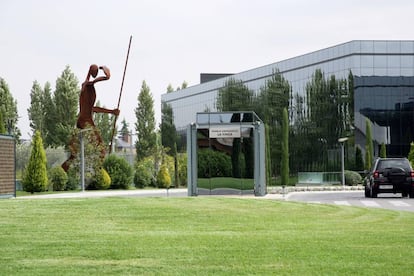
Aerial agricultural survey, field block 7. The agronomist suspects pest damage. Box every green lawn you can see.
[0,197,413,275]
[198,177,254,190]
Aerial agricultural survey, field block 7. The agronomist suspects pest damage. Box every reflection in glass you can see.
[196,112,259,195]
[355,76,414,156]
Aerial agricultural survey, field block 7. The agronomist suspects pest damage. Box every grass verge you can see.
[0,197,413,275]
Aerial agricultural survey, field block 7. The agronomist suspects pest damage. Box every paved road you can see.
[285,191,414,212]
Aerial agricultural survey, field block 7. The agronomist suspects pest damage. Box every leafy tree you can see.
[256,70,290,176]
[160,101,178,185]
[0,110,5,134]
[160,102,177,153]
[22,131,48,193]
[408,142,414,168]
[134,156,157,188]
[42,82,55,147]
[216,78,253,178]
[289,70,353,173]
[281,108,289,186]
[216,78,253,111]
[48,66,79,148]
[355,146,364,171]
[365,118,374,170]
[28,81,45,134]
[157,163,171,188]
[380,143,387,158]
[0,78,20,139]
[94,101,112,147]
[166,84,174,93]
[176,152,187,186]
[181,81,188,89]
[135,81,156,161]
[103,154,133,189]
[119,118,130,139]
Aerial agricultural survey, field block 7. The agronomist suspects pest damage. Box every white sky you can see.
[1,0,414,139]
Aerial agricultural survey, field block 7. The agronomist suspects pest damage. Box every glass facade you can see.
[354,76,414,157]
[162,40,414,157]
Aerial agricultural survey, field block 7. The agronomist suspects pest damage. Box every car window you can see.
[377,160,411,171]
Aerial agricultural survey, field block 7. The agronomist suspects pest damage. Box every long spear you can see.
[109,35,132,153]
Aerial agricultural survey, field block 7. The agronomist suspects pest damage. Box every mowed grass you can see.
[198,177,254,190]
[1,197,413,275]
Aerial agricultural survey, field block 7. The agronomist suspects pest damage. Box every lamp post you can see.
[338,137,348,190]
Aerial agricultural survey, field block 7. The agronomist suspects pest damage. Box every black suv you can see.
[364,158,414,198]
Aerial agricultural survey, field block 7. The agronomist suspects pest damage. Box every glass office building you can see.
[162,40,414,157]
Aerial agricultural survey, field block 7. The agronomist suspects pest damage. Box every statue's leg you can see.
[62,134,78,172]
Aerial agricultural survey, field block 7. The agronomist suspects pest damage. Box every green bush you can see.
[22,131,48,193]
[88,168,111,190]
[66,167,79,190]
[157,164,171,188]
[197,149,231,178]
[177,153,187,186]
[48,166,68,191]
[103,155,133,189]
[345,170,362,186]
[134,162,153,188]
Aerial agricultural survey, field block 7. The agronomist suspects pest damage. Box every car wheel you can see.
[364,186,370,198]
[370,187,377,198]
[402,191,408,198]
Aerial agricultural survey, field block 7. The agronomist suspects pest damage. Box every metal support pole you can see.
[338,137,348,190]
[341,142,345,190]
[80,131,85,192]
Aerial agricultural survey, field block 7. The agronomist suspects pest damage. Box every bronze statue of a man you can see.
[62,64,119,172]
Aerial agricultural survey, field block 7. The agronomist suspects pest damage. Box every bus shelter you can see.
[187,112,266,196]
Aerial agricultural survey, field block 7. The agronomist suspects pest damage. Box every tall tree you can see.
[135,81,156,161]
[216,78,253,178]
[119,118,130,138]
[28,81,46,135]
[0,78,20,139]
[160,101,177,154]
[160,101,178,186]
[42,82,55,147]
[256,70,290,176]
[94,101,112,147]
[49,66,79,148]
[166,84,174,93]
[380,143,387,158]
[281,108,289,186]
[181,81,188,89]
[216,78,253,111]
[22,130,48,193]
[365,118,374,170]
[0,110,5,134]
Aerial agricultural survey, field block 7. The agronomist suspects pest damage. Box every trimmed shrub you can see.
[22,131,48,193]
[197,149,232,178]
[103,155,133,189]
[157,164,171,188]
[88,168,111,190]
[66,167,79,190]
[49,166,68,191]
[345,170,362,186]
[134,162,153,188]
